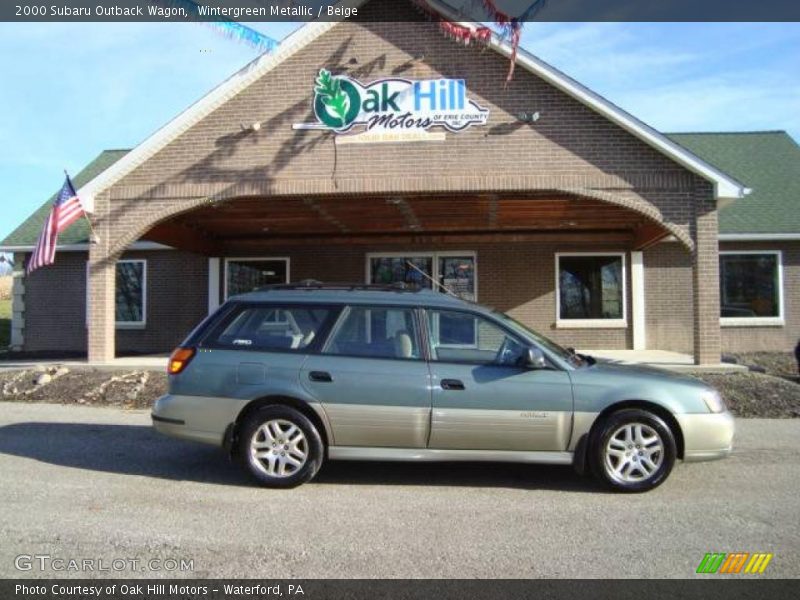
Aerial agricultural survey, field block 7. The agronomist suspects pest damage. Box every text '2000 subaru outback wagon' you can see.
[152,282,734,493]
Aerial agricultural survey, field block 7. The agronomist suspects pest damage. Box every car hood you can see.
[568,358,714,414]
[579,358,708,388]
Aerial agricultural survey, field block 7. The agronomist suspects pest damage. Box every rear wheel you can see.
[238,405,324,488]
[590,408,676,493]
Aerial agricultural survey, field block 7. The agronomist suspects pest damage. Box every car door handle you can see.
[440,379,465,391]
[309,371,333,383]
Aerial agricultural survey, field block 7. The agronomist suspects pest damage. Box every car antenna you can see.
[405,261,459,298]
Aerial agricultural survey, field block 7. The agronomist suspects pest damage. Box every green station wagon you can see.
[152,282,734,492]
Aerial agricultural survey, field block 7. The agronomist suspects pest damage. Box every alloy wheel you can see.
[604,422,664,483]
[249,419,308,478]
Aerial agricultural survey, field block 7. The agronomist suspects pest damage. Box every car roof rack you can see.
[254,280,426,293]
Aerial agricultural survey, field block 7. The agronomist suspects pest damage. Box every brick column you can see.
[10,258,26,351]
[87,194,116,363]
[692,184,721,365]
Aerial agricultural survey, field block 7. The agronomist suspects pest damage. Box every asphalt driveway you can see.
[0,401,797,578]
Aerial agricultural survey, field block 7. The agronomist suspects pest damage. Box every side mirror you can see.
[525,347,547,370]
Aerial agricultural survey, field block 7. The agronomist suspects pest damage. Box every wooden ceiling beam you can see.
[632,222,670,250]
[223,230,634,247]
[154,195,661,250]
[387,197,423,232]
[142,223,224,256]
[303,198,350,233]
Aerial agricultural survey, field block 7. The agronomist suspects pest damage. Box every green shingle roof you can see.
[667,131,800,235]
[1,149,129,247]
[4,132,800,246]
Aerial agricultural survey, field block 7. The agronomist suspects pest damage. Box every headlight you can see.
[701,389,727,413]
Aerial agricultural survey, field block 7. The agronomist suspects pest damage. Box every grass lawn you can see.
[0,299,10,349]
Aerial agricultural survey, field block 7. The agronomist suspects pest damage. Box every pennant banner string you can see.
[149,0,280,52]
[413,0,493,45]
[419,0,548,82]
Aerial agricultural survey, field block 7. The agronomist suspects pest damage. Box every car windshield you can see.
[494,312,587,367]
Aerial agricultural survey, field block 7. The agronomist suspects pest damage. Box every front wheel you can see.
[238,405,324,488]
[590,409,677,493]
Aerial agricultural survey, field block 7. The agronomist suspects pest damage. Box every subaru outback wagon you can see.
[152,283,734,492]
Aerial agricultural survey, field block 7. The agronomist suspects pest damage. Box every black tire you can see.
[238,405,324,488]
[590,408,677,493]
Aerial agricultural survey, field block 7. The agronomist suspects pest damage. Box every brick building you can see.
[3,1,798,364]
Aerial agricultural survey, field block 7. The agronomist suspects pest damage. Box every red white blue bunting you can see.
[149,1,280,52]
[417,0,548,82]
[413,0,494,46]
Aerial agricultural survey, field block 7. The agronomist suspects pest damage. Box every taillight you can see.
[168,347,196,375]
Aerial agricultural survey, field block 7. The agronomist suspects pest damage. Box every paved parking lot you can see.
[0,401,797,579]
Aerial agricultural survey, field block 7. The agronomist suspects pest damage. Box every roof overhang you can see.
[719,233,800,241]
[0,241,173,253]
[77,0,748,206]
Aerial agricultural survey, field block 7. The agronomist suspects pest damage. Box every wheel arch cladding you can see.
[233,396,330,450]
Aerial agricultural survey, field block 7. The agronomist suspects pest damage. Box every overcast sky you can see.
[1,21,798,241]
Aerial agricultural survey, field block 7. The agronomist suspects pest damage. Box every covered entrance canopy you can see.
[123,190,678,361]
[140,192,676,255]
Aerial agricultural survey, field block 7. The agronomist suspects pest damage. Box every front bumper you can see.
[151,394,245,446]
[676,411,735,462]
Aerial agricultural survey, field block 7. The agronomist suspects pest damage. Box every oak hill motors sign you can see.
[293,69,490,141]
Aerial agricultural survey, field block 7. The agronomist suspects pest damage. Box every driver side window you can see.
[427,310,526,366]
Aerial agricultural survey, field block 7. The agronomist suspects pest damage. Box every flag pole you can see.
[65,169,100,244]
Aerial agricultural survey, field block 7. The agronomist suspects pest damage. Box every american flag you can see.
[27,174,86,274]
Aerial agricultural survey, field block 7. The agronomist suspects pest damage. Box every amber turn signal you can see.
[168,347,196,375]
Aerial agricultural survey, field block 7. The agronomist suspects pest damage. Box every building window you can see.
[367,252,476,300]
[556,253,626,327]
[720,252,783,326]
[369,255,434,290]
[367,252,477,345]
[116,260,147,327]
[86,259,147,329]
[224,257,289,299]
[436,255,476,302]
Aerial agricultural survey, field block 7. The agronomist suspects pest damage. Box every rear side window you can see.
[207,305,335,352]
[324,306,421,360]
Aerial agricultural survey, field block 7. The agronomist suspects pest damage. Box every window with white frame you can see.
[720,251,783,324]
[224,257,289,299]
[115,260,146,326]
[86,260,147,328]
[556,253,626,326]
[367,252,476,298]
[367,252,477,345]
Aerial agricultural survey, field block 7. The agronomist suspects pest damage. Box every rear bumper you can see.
[676,411,735,462]
[151,394,244,447]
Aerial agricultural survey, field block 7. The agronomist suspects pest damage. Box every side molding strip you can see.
[328,447,574,465]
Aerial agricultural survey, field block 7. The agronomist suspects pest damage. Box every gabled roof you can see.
[75,0,746,205]
[1,150,129,248]
[668,131,800,236]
